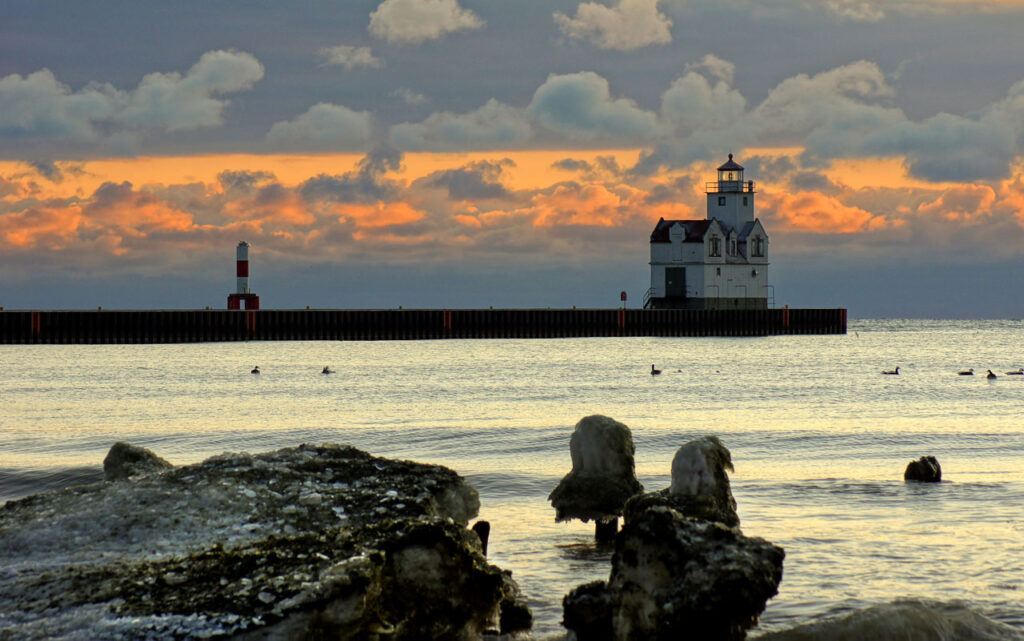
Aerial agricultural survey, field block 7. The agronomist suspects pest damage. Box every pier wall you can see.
[0,308,846,344]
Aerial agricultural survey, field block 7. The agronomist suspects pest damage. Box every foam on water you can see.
[2,319,1024,638]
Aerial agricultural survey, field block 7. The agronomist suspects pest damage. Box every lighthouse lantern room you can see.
[644,155,769,310]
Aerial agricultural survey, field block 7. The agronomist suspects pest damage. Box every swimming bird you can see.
[321,366,334,374]
[987,369,997,379]
[882,366,900,375]
[651,364,662,376]
[1006,368,1024,375]
[251,366,260,375]
[958,368,974,376]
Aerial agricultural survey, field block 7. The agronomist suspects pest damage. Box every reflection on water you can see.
[2,319,1024,636]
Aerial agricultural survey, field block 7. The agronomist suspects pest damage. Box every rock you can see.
[904,456,942,482]
[0,443,531,641]
[623,435,740,528]
[548,415,644,524]
[563,507,784,641]
[102,441,173,481]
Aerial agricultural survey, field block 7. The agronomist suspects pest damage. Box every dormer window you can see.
[751,236,765,257]
[709,236,721,257]
[730,239,736,256]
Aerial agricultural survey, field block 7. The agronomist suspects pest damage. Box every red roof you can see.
[650,218,711,243]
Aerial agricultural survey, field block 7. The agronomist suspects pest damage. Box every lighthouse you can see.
[227,241,260,310]
[644,155,770,310]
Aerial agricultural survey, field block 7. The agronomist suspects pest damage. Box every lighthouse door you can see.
[666,267,686,298]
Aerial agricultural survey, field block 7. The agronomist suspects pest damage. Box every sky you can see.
[3,0,1024,317]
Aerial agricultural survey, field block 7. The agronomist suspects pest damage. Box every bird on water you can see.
[882,366,900,375]
[651,364,662,376]
[958,368,974,376]
[1006,368,1024,375]
[251,366,260,375]
[322,366,334,374]
[987,369,998,379]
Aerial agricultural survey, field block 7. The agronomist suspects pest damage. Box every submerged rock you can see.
[103,441,173,481]
[0,443,531,641]
[755,598,1024,641]
[624,435,740,528]
[563,507,784,641]
[904,456,942,482]
[548,415,644,525]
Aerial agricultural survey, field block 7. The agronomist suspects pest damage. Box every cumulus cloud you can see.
[0,69,121,141]
[368,0,483,44]
[661,62,746,134]
[299,146,403,203]
[762,190,889,233]
[554,0,672,51]
[115,50,264,131]
[390,88,428,105]
[420,159,515,200]
[266,103,373,150]
[319,45,383,70]
[390,99,532,151]
[526,72,661,141]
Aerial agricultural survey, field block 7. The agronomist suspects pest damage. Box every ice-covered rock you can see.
[904,455,942,482]
[0,443,531,641]
[624,435,740,527]
[102,441,173,481]
[548,415,643,528]
[563,506,784,641]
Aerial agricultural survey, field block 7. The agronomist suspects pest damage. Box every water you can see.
[2,319,1024,638]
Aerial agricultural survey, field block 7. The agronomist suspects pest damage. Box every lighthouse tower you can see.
[227,241,260,310]
[644,155,769,310]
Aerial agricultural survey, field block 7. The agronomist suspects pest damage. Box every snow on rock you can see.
[0,443,530,641]
[548,415,644,523]
[623,435,740,527]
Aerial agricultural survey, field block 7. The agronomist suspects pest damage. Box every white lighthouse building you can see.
[644,155,770,310]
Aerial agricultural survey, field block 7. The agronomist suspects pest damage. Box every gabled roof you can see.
[737,219,767,242]
[650,218,711,243]
[717,153,743,172]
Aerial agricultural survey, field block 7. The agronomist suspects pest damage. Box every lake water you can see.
[2,319,1024,638]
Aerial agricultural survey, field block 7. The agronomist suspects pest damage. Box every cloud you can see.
[217,169,277,193]
[824,0,886,22]
[390,99,532,151]
[115,50,264,131]
[916,184,996,221]
[299,146,403,203]
[421,159,515,200]
[761,190,889,233]
[368,0,483,44]
[661,61,746,134]
[319,45,383,70]
[266,103,373,150]
[526,72,661,141]
[554,0,672,51]
[0,69,121,141]
[390,88,428,105]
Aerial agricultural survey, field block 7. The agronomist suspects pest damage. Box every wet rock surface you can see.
[623,436,740,528]
[0,443,531,640]
[103,441,173,481]
[548,415,643,523]
[564,506,784,641]
[904,455,942,482]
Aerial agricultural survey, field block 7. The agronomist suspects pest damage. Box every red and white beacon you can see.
[227,241,260,310]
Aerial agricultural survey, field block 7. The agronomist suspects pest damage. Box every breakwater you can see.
[0,308,845,343]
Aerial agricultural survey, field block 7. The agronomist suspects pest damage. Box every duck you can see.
[251,366,260,375]
[882,366,900,375]
[321,366,335,374]
[987,369,998,379]
[1006,368,1024,375]
[958,368,974,376]
[651,364,662,376]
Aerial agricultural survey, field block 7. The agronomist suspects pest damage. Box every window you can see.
[716,267,721,276]
[751,236,765,257]
[730,239,736,256]
[709,237,721,257]
[742,196,748,206]
[718,196,726,206]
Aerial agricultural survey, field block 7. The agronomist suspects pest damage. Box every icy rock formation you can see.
[563,507,784,641]
[103,441,173,481]
[0,443,531,641]
[904,455,942,482]
[623,435,740,527]
[548,415,643,523]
